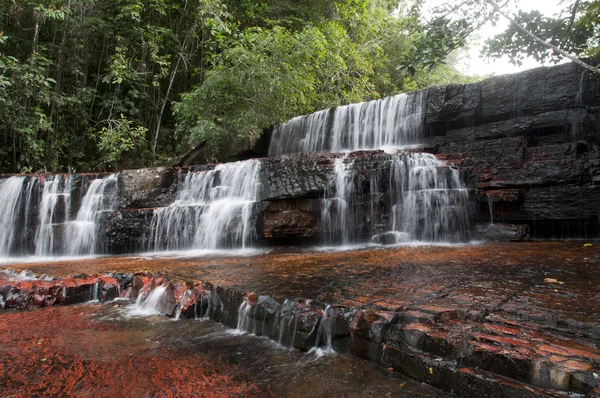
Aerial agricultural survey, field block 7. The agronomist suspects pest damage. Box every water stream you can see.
[64,174,119,255]
[269,91,426,156]
[148,159,262,251]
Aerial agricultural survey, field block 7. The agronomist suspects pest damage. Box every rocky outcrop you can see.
[2,62,598,249]
[119,167,179,209]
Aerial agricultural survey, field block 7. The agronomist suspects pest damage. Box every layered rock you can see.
[1,62,598,251]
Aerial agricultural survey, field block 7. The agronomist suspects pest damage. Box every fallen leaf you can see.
[429,367,433,375]
[584,243,592,247]
[544,278,558,284]
[41,358,47,362]
[37,339,43,345]
[399,382,406,388]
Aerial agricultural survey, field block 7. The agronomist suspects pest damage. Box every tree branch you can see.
[485,0,600,75]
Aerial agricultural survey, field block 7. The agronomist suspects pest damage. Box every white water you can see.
[149,159,262,251]
[0,177,37,256]
[0,173,119,258]
[35,175,73,256]
[309,305,335,357]
[269,92,425,156]
[385,152,472,243]
[233,300,256,335]
[128,285,169,317]
[64,174,118,255]
[321,155,355,245]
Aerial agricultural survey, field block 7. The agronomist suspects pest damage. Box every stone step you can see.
[2,269,599,397]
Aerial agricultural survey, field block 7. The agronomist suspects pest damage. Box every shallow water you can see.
[100,303,450,397]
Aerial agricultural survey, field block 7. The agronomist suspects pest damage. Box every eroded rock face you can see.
[119,167,179,209]
[2,62,599,249]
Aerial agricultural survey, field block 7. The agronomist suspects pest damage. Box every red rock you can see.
[559,360,595,372]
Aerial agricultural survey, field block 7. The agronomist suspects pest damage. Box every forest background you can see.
[1,0,598,173]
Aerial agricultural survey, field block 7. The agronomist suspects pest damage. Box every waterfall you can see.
[35,175,73,256]
[385,152,472,243]
[321,155,355,246]
[269,91,425,156]
[235,300,256,334]
[309,305,334,356]
[0,173,118,258]
[149,159,262,251]
[131,285,169,316]
[0,177,38,256]
[319,152,472,245]
[64,174,119,255]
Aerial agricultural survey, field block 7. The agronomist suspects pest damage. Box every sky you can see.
[422,0,565,76]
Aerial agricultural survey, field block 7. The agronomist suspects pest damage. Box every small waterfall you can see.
[0,177,38,256]
[269,91,425,156]
[132,285,168,315]
[321,155,355,245]
[174,289,194,321]
[386,153,472,242]
[35,175,73,256]
[309,305,334,356]
[268,109,331,156]
[235,300,256,334]
[64,174,118,255]
[149,159,262,251]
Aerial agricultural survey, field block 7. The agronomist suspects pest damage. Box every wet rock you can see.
[475,223,530,242]
[372,232,409,245]
[119,167,178,209]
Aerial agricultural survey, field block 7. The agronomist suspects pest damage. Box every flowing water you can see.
[148,159,262,251]
[269,90,473,245]
[0,174,118,259]
[269,91,425,156]
[35,175,73,256]
[384,152,472,243]
[0,177,38,256]
[64,174,119,255]
[321,155,355,245]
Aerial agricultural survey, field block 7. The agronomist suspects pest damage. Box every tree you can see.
[482,0,600,74]
[425,0,600,74]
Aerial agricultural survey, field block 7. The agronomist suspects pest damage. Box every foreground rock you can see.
[3,242,599,397]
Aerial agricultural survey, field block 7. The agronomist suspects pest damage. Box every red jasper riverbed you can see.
[1,241,599,397]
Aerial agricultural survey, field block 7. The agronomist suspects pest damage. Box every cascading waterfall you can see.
[0,173,118,258]
[64,174,118,255]
[269,87,473,244]
[35,175,73,256]
[0,177,38,256]
[269,91,425,156]
[384,153,472,243]
[149,159,262,251]
[321,155,355,246]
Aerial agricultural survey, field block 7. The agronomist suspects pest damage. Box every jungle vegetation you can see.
[1,0,598,172]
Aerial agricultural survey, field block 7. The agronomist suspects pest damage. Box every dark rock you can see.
[475,223,530,242]
[119,167,178,209]
[372,231,410,245]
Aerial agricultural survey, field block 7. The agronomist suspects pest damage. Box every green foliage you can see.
[0,0,477,171]
[473,0,600,66]
[96,115,147,170]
